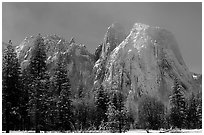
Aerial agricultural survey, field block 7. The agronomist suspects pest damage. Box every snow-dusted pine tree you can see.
[2,42,21,133]
[138,95,165,130]
[27,34,48,132]
[186,92,202,129]
[95,85,109,129]
[54,54,73,131]
[106,92,129,133]
[169,78,186,129]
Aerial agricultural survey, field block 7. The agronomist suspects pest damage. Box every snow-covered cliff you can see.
[98,23,200,119]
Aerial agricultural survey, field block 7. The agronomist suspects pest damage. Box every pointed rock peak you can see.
[79,43,86,49]
[24,37,28,41]
[102,23,127,57]
[132,23,150,32]
[94,43,103,62]
[69,37,75,44]
[105,22,126,40]
[8,40,12,45]
[108,22,126,34]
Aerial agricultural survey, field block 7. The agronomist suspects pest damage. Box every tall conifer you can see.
[2,42,21,132]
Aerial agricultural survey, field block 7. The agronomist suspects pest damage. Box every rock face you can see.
[2,41,14,52]
[102,23,127,57]
[95,23,200,119]
[16,35,95,98]
[93,23,127,90]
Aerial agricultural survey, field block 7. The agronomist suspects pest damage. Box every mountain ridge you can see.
[13,34,95,99]
[4,22,201,116]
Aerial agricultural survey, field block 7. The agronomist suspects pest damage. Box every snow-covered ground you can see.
[2,129,202,133]
[127,129,202,133]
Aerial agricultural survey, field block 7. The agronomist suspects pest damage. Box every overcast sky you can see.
[2,2,202,73]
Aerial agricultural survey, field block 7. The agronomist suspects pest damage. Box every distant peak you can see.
[69,37,75,44]
[131,23,150,32]
[8,40,12,45]
[102,22,127,57]
[107,22,126,35]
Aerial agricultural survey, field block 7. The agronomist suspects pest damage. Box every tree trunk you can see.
[119,118,122,133]
[35,81,40,133]
[35,101,40,133]
[6,106,10,133]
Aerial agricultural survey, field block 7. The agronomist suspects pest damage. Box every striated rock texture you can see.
[99,23,201,119]
[93,23,127,90]
[102,22,127,58]
[16,35,95,98]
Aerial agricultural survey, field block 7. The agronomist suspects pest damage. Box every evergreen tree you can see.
[19,68,30,130]
[169,78,186,129]
[95,85,109,129]
[106,92,129,133]
[106,97,117,132]
[57,82,72,131]
[186,92,202,129]
[72,92,97,131]
[2,42,21,132]
[53,54,72,131]
[138,95,165,130]
[27,34,48,132]
[186,93,197,129]
[53,54,68,96]
[196,92,202,129]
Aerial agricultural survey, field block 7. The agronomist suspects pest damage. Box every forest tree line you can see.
[2,35,202,133]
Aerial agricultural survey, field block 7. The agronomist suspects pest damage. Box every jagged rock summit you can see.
[93,23,127,89]
[102,22,127,58]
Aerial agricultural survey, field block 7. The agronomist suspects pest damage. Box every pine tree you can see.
[169,78,186,129]
[57,82,72,131]
[186,92,202,129]
[2,42,21,132]
[196,92,202,129]
[106,92,129,133]
[53,53,72,131]
[53,54,68,96]
[186,93,197,129]
[117,92,129,133]
[20,68,30,130]
[95,85,109,129]
[27,34,48,132]
[138,95,165,130]
[106,98,117,132]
